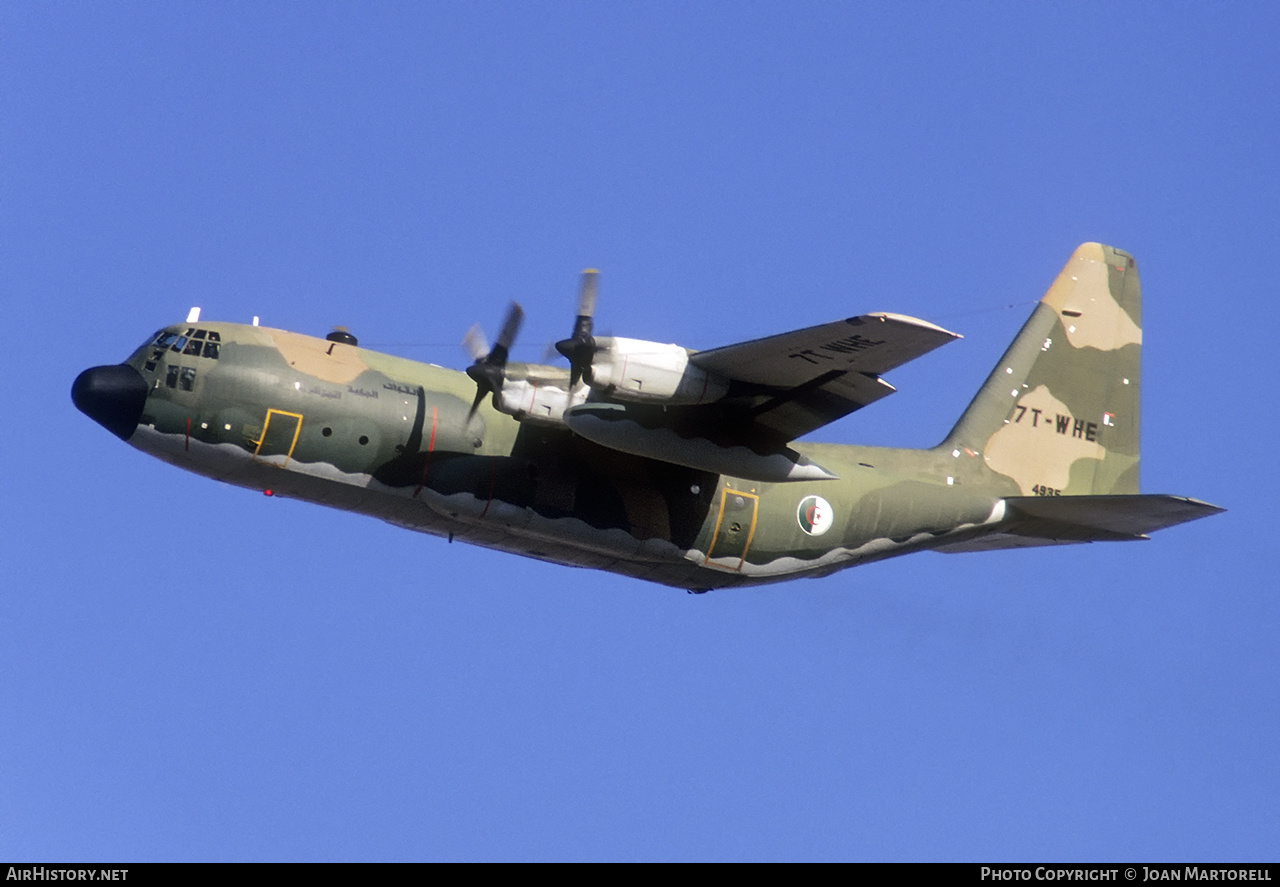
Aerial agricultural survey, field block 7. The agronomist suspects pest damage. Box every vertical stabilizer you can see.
[944,243,1142,496]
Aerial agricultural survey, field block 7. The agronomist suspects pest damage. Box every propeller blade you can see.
[466,381,489,420]
[466,355,497,420]
[555,269,599,387]
[466,360,503,417]
[464,302,524,419]
[490,302,524,365]
[462,324,490,362]
[574,269,598,339]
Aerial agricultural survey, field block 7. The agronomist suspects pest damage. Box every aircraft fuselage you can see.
[74,320,1003,591]
[73,245,1223,589]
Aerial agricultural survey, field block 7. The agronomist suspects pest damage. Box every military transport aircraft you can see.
[72,243,1221,591]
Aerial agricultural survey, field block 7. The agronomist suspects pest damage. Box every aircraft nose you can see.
[72,364,148,440]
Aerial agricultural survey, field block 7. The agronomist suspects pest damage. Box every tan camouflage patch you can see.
[1040,243,1142,351]
[983,384,1105,494]
[267,329,370,385]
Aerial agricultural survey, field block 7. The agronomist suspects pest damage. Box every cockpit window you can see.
[152,328,220,362]
[179,367,197,391]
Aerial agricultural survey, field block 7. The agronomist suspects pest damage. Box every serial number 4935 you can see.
[1031,484,1062,497]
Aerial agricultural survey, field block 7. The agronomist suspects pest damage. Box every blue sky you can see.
[3,2,1275,861]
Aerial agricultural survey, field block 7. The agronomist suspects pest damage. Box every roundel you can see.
[796,495,834,536]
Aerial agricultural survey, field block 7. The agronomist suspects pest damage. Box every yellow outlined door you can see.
[254,409,303,466]
[705,487,759,571]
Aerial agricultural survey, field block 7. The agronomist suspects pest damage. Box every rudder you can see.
[943,243,1142,496]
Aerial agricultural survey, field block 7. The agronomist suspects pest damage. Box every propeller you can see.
[464,302,524,418]
[554,269,599,388]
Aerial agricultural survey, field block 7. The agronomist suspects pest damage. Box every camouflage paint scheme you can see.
[73,244,1221,591]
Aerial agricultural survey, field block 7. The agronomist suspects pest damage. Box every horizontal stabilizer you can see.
[936,494,1223,553]
[1004,494,1223,537]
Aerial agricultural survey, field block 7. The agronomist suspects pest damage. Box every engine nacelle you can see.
[495,378,586,427]
[588,337,728,405]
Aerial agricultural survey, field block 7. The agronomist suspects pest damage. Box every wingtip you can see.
[865,312,962,339]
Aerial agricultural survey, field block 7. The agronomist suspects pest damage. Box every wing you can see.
[689,312,960,440]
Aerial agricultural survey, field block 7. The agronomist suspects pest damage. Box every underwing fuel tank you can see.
[563,402,837,482]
